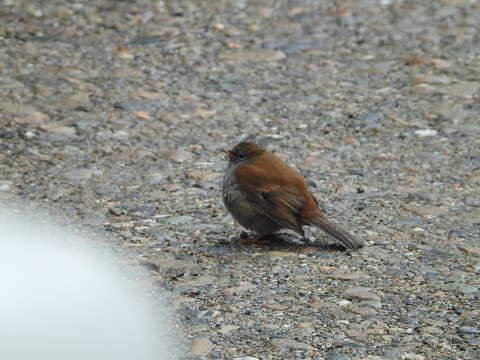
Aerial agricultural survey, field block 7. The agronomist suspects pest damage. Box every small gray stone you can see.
[167,149,191,163]
[438,283,478,294]
[457,246,480,257]
[392,216,423,226]
[39,123,77,136]
[403,204,447,217]
[350,168,368,176]
[410,84,436,94]
[411,191,441,202]
[421,326,443,335]
[402,353,425,360]
[194,181,217,190]
[414,129,437,137]
[0,182,13,191]
[326,352,351,360]
[270,338,314,351]
[129,205,157,215]
[190,337,215,357]
[307,179,321,188]
[344,287,381,301]
[439,82,480,99]
[147,227,174,241]
[356,112,383,123]
[327,271,370,281]
[93,185,120,196]
[164,215,194,225]
[127,35,167,46]
[218,49,286,63]
[458,326,479,335]
[382,349,404,359]
[359,299,383,309]
[145,173,164,185]
[465,197,480,207]
[410,74,452,85]
[198,310,220,319]
[64,168,100,182]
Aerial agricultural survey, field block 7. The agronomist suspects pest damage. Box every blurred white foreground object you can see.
[0,207,180,360]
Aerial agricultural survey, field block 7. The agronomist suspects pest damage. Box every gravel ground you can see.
[1,0,479,359]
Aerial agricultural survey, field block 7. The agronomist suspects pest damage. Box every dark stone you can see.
[127,36,167,46]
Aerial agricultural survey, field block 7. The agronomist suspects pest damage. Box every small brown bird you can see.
[221,141,364,251]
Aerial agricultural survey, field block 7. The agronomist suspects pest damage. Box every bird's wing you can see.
[233,163,306,236]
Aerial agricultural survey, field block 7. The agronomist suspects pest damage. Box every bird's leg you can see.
[243,232,269,242]
[301,236,315,245]
[299,228,316,245]
[229,220,259,245]
[231,231,264,247]
[239,230,250,239]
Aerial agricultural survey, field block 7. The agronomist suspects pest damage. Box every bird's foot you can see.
[300,237,316,246]
[231,231,265,247]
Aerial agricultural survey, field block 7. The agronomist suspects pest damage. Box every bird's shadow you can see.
[229,232,347,253]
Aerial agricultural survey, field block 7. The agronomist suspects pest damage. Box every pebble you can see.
[457,246,480,257]
[409,74,452,85]
[401,354,425,360]
[350,168,368,176]
[402,204,447,217]
[359,300,383,309]
[414,129,437,137]
[147,228,174,241]
[167,149,192,163]
[457,326,479,335]
[438,82,480,99]
[465,197,480,207]
[0,130,16,139]
[127,35,167,46]
[438,282,478,294]
[218,49,286,62]
[190,337,215,357]
[57,93,90,109]
[410,84,436,94]
[0,182,13,191]
[433,102,469,123]
[198,310,220,319]
[420,326,443,335]
[24,131,36,139]
[392,216,423,226]
[326,271,370,281]
[344,329,365,340]
[335,184,357,194]
[64,168,100,182]
[347,305,377,316]
[144,173,164,185]
[325,352,351,360]
[164,215,194,225]
[38,123,77,136]
[270,338,314,351]
[224,282,255,295]
[342,137,360,145]
[410,191,440,202]
[219,325,239,334]
[344,287,381,301]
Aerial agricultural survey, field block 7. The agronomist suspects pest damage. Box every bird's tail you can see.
[306,215,364,251]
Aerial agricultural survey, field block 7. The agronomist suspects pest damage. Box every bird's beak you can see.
[219,149,234,158]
